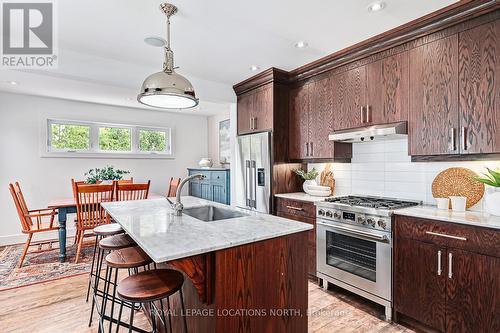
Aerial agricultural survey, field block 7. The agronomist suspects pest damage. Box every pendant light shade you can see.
[138,3,198,109]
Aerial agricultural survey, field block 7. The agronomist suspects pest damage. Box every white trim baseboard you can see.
[0,228,77,246]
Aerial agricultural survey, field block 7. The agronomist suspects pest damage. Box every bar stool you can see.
[90,233,137,327]
[86,223,125,302]
[116,269,188,333]
[100,246,154,333]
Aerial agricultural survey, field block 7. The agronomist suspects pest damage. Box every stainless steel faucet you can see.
[168,174,206,216]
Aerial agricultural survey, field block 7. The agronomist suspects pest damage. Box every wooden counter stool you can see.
[100,246,153,333]
[116,269,188,333]
[89,233,137,327]
[86,223,125,302]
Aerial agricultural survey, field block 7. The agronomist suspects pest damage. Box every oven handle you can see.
[317,221,390,243]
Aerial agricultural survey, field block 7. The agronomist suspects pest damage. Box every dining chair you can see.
[74,183,115,263]
[115,180,150,201]
[117,177,133,184]
[167,177,181,197]
[9,182,59,268]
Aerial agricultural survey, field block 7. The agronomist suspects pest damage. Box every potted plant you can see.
[475,168,500,216]
[293,167,319,193]
[85,165,130,184]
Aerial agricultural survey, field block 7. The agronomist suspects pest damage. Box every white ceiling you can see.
[0,0,457,116]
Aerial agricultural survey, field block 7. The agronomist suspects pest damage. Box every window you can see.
[45,119,173,158]
[139,128,169,153]
[50,122,90,151]
[99,127,131,152]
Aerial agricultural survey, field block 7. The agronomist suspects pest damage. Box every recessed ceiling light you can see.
[143,36,167,47]
[294,41,308,48]
[6,80,18,85]
[368,1,386,12]
[250,65,260,72]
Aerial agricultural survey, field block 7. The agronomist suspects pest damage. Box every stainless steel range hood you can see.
[329,122,408,143]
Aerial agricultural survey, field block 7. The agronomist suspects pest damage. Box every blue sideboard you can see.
[187,168,230,205]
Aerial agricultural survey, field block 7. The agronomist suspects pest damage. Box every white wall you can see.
[207,111,231,166]
[309,138,500,211]
[0,92,208,245]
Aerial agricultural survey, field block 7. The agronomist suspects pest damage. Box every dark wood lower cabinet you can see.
[275,197,317,278]
[394,238,446,331]
[394,215,500,333]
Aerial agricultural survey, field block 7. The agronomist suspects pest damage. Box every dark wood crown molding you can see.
[233,67,290,96]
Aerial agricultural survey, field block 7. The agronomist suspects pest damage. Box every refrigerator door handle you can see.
[251,160,257,208]
[245,160,251,207]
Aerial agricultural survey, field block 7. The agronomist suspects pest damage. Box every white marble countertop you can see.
[102,196,312,263]
[274,192,332,203]
[395,206,500,230]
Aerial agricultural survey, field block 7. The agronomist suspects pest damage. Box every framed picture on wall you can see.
[219,119,230,165]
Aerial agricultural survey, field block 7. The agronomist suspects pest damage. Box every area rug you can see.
[0,241,100,291]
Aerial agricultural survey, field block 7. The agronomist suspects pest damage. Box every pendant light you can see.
[138,3,198,109]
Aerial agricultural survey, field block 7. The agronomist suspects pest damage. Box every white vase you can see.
[303,179,317,193]
[198,158,213,168]
[484,187,500,216]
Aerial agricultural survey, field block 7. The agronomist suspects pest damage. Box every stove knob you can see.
[378,220,387,230]
[333,211,341,219]
[366,218,375,227]
[325,211,333,218]
[357,216,365,224]
[318,209,325,216]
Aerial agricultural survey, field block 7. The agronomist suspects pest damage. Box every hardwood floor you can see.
[0,274,412,333]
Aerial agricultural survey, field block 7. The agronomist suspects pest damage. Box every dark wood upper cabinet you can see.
[367,51,409,125]
[394,237,446,331]
[289,84,310,160]
[459,20,500,154]
[309,76,334,159]
[409,35,459,156]
[332,66,367,131]
[236,83,273,135]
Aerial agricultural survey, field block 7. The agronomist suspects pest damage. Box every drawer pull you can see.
[425,231,467,241]
[448,252,453,279]
[286,206,304,211]
[437,250,442,276]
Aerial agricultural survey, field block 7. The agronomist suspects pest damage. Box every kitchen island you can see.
[102,196,312,333]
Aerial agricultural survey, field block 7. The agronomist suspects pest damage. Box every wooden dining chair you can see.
[167,177,181,197]
[74,183,115,263]
[9,182,59,268]
[115,181,150,201]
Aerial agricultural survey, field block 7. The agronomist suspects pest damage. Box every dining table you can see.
[47,193,164,262]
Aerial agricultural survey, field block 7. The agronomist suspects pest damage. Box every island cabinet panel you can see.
[289,84,310,160]
[366,51,409,125]
[237,83,273,135]
[408,35,459,156]
[275,197,317,278]
[331,65,367,131]
[459,20,500,154]
[394,215,500,333]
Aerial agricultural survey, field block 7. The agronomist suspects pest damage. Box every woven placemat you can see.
[431,167,485,208]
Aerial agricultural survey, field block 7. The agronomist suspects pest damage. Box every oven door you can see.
[316,219,392,301]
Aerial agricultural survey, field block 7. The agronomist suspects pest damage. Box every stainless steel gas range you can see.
[315,196,420,321]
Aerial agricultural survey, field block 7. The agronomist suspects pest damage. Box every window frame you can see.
[42,118,175,159]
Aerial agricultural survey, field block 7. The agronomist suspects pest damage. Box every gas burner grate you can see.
[324,196,419,210]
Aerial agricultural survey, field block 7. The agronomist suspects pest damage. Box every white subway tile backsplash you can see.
[307,138,499,212]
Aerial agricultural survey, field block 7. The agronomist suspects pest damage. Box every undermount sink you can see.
[183,205,247,222]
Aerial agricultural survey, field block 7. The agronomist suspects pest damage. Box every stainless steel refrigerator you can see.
[234,132,272,213]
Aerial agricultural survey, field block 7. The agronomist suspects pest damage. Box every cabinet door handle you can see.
[448,252,453,279]
[310,142,314,157]
[366,105,371,123]
[461,126,468,151]
[425,231,467,241]
[253,117,257,130]
[437,250,442,276]
[450,127,457,151]
[249,117,253,130]
[360,106,365,123]
[286,205,304,211]
[306,142,309,156]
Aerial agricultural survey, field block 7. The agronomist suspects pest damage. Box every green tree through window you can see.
[99,127,131,151]
[139,129,167,152]
[51,124,90,150]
